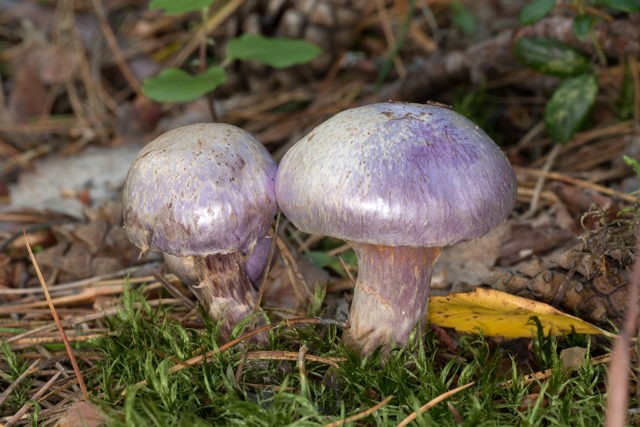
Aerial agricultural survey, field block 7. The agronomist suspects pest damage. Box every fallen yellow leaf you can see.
[428,288,612,338]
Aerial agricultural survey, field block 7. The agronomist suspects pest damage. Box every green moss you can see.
[79,283,618,426]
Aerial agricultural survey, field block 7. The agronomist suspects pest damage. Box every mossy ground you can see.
[3,283,610,426]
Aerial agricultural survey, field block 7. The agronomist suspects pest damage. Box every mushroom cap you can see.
[123,123,277,256]
[275,102,517,247]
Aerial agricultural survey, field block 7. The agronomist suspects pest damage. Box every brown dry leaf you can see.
[55,400,104,427]
[7,59,47,122]
[559,346,588,370]
[34,45,80,84]
[428,287,610,338]
[261,251,329,313]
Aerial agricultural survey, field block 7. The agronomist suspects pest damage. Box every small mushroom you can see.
[162,235,276,293]
[275,101,517,354]
[122,123,277,340]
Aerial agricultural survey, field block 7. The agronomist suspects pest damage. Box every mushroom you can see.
[275,101,517,354]
[162,235,276,294]
[122,123,277,340]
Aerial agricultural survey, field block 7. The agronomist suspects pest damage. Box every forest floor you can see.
[1,1,639,425]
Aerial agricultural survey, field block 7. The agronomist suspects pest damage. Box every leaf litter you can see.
[0,0,638,425]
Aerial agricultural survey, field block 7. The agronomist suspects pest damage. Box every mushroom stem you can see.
[345,243,441,354]
[194,252,264,341]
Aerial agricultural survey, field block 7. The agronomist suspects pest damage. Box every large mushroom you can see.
[122,123,277,340]
[275,101,517,354]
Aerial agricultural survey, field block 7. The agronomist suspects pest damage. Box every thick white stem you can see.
[344,243,441,355]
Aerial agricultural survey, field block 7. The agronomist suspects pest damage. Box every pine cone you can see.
[491,209,636,327]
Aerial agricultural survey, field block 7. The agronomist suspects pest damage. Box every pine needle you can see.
[23,231,88,401]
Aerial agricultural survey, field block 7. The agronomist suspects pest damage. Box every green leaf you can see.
[623,155,640,178]
[226,34,322,68]
[149,0,213,15]
[572,15,597,42]
[519,0,556,25]
[306,250,356,278]
[596,0,640,12]
[451,1,476,34]
[514,37,591,76]
[142,66,227,102]
[544,74,598,143]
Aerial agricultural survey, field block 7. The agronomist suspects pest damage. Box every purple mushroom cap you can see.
[275,102,517,247]
[123,123,277,256]
[244,236,276,286]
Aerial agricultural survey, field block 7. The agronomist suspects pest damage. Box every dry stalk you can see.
[322,395,394,427]
[397,382,474,427]
[24,232,88,401]
[128,317,346,392]
[604,225,640,426]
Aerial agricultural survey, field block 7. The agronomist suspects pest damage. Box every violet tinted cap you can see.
[244,236,275,286]
[275,102,517,247]
[123,123,277,256]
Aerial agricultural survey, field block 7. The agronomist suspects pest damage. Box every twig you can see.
[0,266,164,295]
[127,317,346,392]
[234,346,249,385]
[515,166,638,203]
[6,299,173,344]
[375,0,413,89]
[522,143,562,219]
[396,382,474,427]
[336,255,357,286]
[0,284,138,313]
[516,187,560,204]
[326,243,351,256]
[10,333,109,349]
[0,218,75,252]
[24,232,88,400]
[298,233,324,253]
[90,0,143,97]
[57,0,111,141]
[167,0,244,68]
[322,395,394,427]
[374,0,406,78]
[604,225,640,427]
[498,354,612,388]
[255,214,281,310]
[153,270,196,309]
[275,233,313,307]
[4,371,62,426]
[244,350,345,369]
[0,360,40,407]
